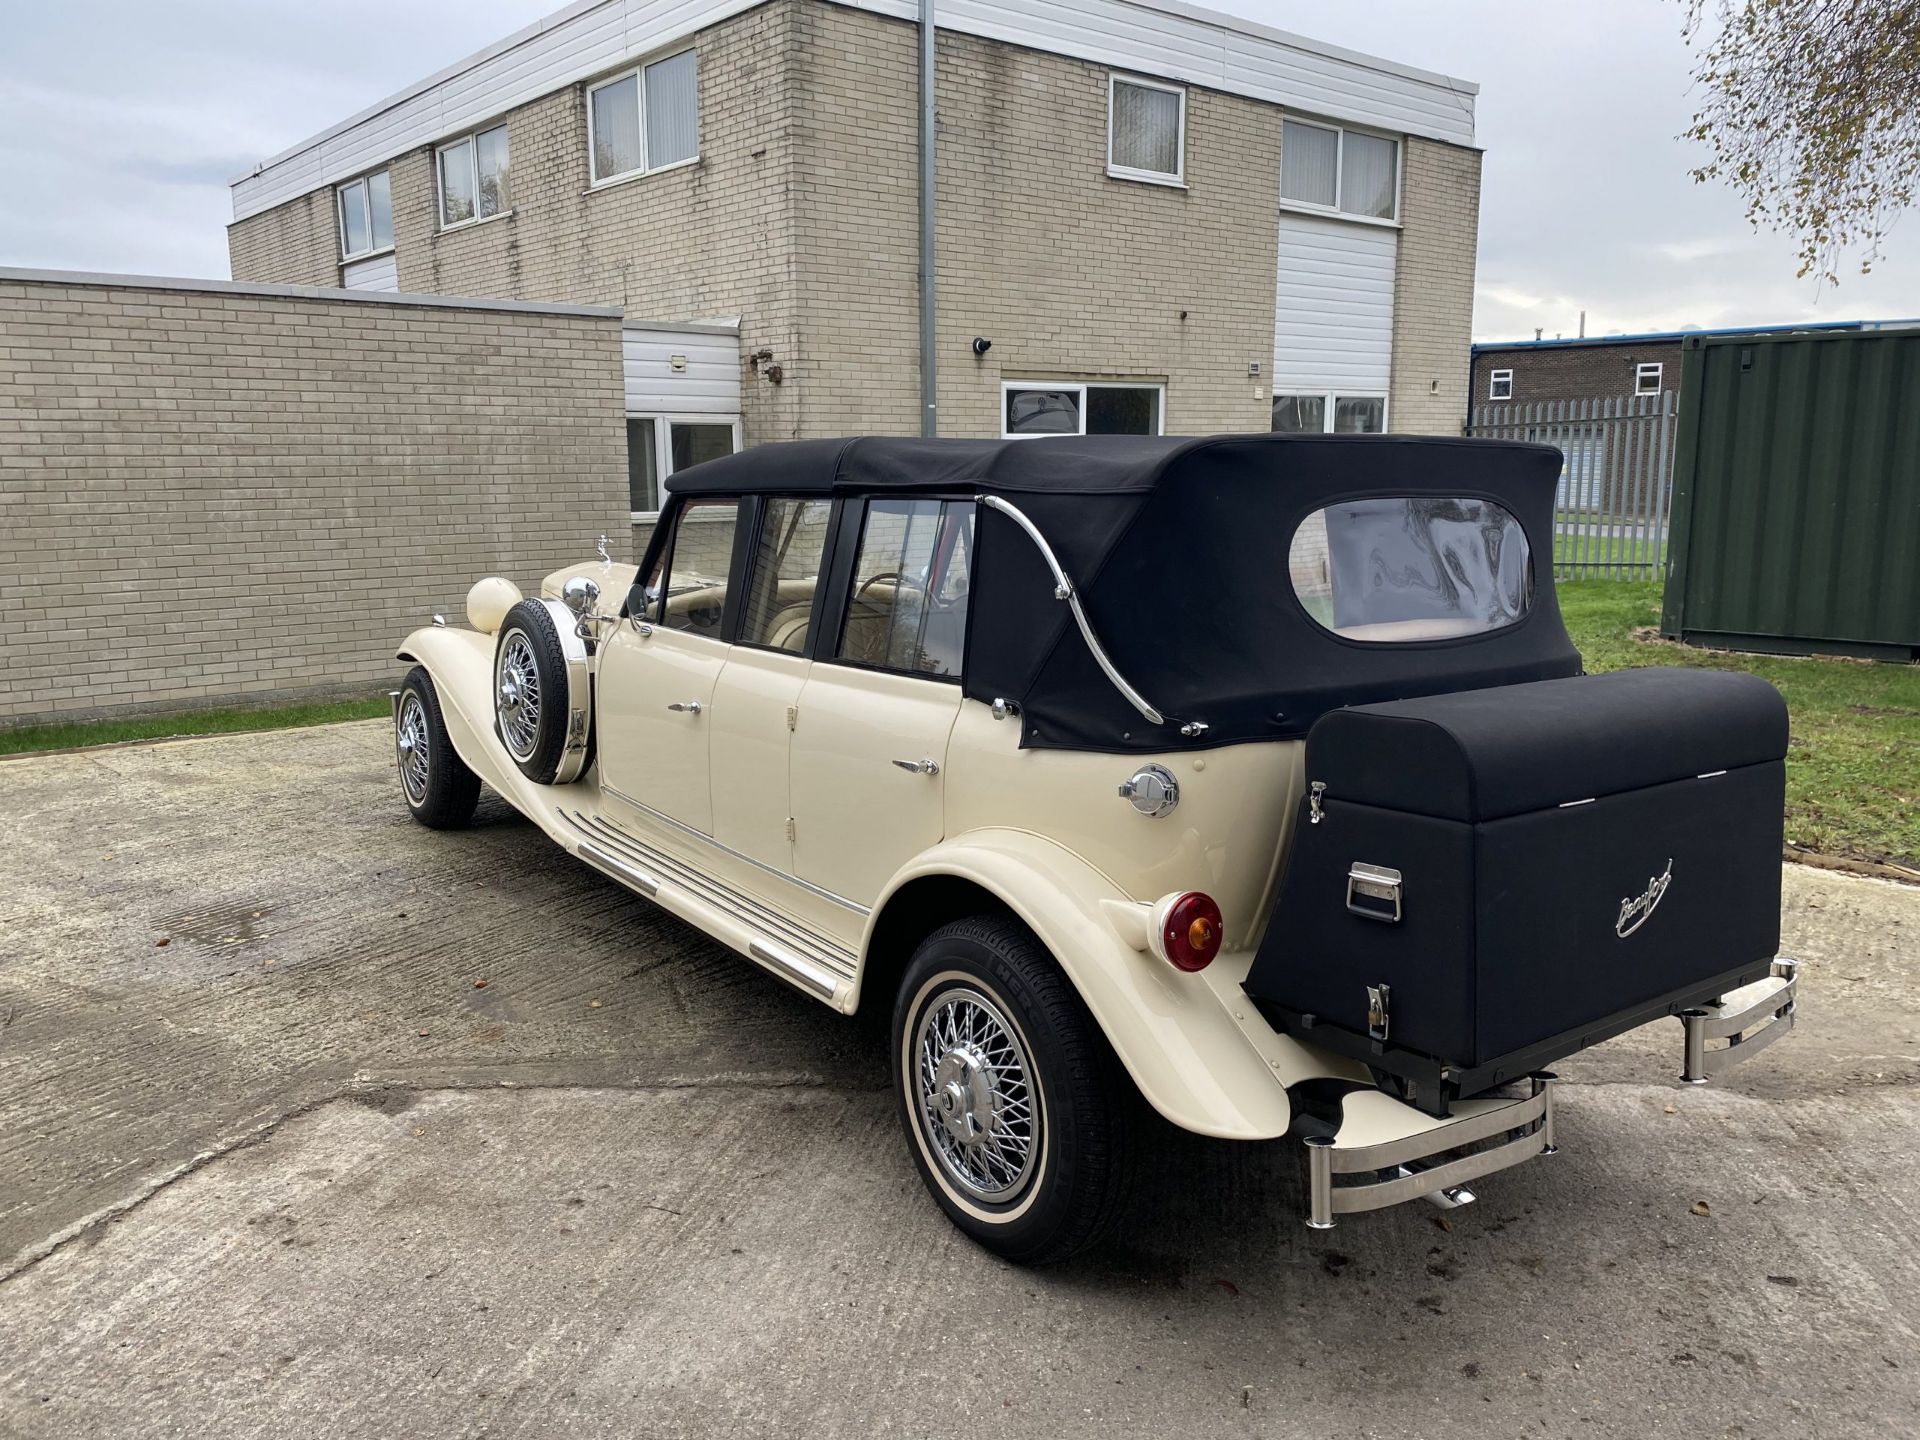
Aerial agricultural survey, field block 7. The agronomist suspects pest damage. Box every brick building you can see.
[226,0,1487,538]
[1470,320,1915,414]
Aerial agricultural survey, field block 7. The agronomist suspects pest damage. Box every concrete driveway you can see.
[1,720,1916,1438]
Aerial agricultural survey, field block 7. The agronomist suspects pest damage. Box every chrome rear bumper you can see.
[1680,957,1798,1083]
[1300,957,1801,1229]
[1304,1074,1556,1230]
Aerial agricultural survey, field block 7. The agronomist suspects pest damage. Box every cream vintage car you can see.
[391,433,1799,1262]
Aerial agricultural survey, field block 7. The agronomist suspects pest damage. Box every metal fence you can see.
[1468,392,1678,580]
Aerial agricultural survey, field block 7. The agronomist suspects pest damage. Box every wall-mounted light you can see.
[971,336,992,357]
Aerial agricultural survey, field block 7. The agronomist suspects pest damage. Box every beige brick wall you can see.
[225,188,342,291]
[0,276,628,726]
[1388,137,1482,435]
[226,0,1480,445]
[794,6,1277,439]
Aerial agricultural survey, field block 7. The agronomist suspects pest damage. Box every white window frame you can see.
[1000,381,1167,439]
[1273,391,1391,434]
[1106,73,1186,188]
[335,171,392,262]
[1489,369,1514,401]
[1278,117,1402,226]
[628,412,743,522]
[1635,362,1664,396]
[587,48,700,189]
[436,124,511,232]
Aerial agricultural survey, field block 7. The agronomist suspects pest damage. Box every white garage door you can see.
[1272,215,1396,432]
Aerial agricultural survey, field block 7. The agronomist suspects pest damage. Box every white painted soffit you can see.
[229,0,1477,223]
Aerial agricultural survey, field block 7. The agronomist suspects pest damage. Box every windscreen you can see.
[1288,496,1532,643]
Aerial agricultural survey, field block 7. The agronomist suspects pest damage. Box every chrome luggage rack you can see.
[1680,957,1798,1083]
[1304,1074,1557,1230]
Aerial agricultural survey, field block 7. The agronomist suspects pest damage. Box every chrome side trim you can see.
[560,809,858,982]
[575,841,660,898]
[979,495,1165,727]
[748,939,838,1000]
[598,782,871,917]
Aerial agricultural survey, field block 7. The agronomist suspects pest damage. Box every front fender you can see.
[394,625,520,801]
[864,829,1294,1140]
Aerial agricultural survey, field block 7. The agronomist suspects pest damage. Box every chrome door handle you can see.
[891,758,939,776]
[667,701,703,715]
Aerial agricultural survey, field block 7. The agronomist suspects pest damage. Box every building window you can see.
[1489,369,1514,400]
[336,171,392,260]
[437,125,510,229]
[1272,393,1387,434]
[628,414,741,519]
[1635,362,1664,395]
[1108,75,1185,185]
[1003,382,1164,437]
[589,49,699,186]
[1280,119,1398,221]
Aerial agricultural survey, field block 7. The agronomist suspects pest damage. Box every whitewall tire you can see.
[892,916,1135,1264]
[493,598,593,786]
[396,667,480,829]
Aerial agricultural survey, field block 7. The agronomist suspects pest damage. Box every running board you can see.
[1680,958,1798,1083]
[577,841,660,899]
[563,810,856,1007]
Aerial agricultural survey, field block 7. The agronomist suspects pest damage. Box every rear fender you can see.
[863,829,1296,1140]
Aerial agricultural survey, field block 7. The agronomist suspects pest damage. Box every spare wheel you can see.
[494,598,594,785]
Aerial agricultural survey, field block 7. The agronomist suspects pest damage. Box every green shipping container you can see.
[1663,329,1920,661]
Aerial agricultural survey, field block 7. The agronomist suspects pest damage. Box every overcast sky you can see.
[3,0,1916,342]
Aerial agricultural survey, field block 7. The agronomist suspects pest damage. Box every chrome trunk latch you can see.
[1309,781,1326,824]
[1366,983,1391,1042]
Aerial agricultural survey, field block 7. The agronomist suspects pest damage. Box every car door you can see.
[707,495,834,871]
[788,498,974,906]
[597,496,744,835]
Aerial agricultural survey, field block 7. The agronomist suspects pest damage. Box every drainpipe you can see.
[919,0,938,436]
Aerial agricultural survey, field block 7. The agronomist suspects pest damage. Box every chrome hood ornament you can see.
[1616,859,1674,939]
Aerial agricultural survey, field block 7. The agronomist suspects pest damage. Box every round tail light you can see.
[1159,891,1224,972]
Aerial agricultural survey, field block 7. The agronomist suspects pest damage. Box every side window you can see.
[738,497,833,651]
[643,498,740,637]
[836,499,974,678]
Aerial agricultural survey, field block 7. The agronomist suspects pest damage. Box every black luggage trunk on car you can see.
[1244,667,1789,1114]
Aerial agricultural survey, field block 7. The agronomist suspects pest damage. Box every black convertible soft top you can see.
[664,433,1583,752]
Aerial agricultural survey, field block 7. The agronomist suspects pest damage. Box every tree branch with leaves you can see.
[1683,0,1920,283]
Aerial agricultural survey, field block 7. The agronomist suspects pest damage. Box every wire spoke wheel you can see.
[396,693,432,805]
[914,985,1040,1204]
[495,630,543,761]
